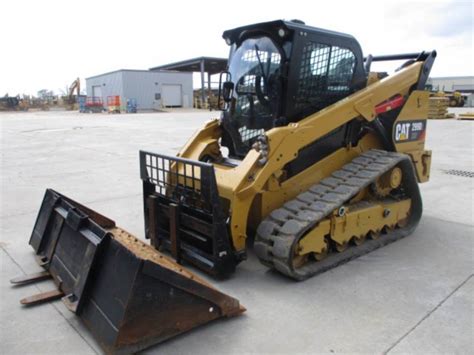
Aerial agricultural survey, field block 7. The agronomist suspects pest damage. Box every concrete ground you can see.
[1,109,473,354]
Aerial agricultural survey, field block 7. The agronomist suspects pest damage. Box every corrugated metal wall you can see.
[86,70,193,110]
[86,72,124,106]
[427,76,474,92]
[122,71,192,109]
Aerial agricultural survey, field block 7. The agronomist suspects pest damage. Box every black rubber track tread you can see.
[254,149,423,281]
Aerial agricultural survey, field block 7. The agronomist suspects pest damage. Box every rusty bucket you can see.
[11,189,244,354]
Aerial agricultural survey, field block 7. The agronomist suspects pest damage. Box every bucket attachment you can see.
[12,189,244,354]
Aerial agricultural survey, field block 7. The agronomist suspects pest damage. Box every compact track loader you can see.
[141,20,434,280]
[13,19,434,354]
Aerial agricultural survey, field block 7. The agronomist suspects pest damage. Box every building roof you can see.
[149,57,228,75]
[85,69,190,80]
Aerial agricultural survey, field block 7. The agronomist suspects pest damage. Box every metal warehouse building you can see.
[86,70,193,110]
[427,76,474,93]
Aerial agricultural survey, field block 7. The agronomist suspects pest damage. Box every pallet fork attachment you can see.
[11,189,244,354]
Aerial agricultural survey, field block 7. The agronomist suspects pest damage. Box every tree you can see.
[37,89,54,99]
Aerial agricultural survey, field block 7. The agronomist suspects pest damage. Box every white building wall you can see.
[121,71,161,110]
[121,71,192,110]
[466,94,474,107]
[157,72,193,108]
[85,71,124,106]
[427,76,474,92]
[86,70,193,110]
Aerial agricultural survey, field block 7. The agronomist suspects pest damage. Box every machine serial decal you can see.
[393,120,426,143]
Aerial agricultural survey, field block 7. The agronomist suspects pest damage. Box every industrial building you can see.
[150,57,227,104]
[86,70,193,110]
[427,76,474,93]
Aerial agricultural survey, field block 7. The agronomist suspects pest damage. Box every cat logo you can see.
[393,120,426,143]
[395,123,411,141]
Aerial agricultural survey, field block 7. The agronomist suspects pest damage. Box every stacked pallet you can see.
[193,94,219,111]
[428,96,449,119]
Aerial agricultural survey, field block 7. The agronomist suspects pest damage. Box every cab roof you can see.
[222,19,357,45]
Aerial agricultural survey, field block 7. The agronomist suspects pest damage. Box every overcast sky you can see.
[1,0,472,96]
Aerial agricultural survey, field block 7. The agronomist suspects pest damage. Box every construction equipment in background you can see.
[437,90,466,107]
[78,96,86,113]
[13,19,436,353]
[126,98,138,113]
[428,93,450,119]
[0,95,20,110]
[12,189,244,354]
[425,83,467,108]
[0,94,28,111]
[107,95,121,113]
[84,96,104,113]
[67,78,81,108]
[447,91,466,107]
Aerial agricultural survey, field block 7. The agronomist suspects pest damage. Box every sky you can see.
[0,0,472,96]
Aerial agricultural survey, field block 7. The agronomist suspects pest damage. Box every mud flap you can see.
[12,189,244,354]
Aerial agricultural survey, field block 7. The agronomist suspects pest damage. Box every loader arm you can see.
[232,61,425,196]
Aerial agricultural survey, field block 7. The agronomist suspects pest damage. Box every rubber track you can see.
[254,149,422,280]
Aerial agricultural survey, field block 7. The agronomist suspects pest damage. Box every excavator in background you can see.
[12,20,435,354]
[68,78,80,101]
[65,78,81,109]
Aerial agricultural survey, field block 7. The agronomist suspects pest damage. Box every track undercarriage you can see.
[254,150,422,280]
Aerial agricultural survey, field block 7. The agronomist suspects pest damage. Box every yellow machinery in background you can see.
[66,77,81,110]
[447,91,465,107]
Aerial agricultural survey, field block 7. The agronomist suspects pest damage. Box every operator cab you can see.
[219,20,367,158]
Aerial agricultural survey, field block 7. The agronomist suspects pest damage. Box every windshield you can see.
[226,36,283,147]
